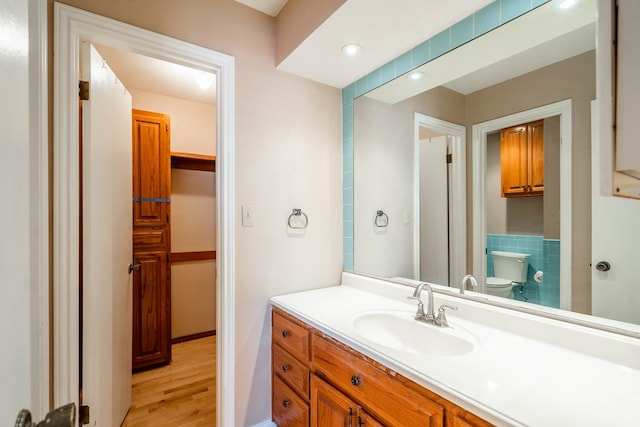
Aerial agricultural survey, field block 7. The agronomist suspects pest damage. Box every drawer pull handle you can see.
[282,364,291,372]
[282,330,290,338]
[350,375,360,386]
[282,399,290,407]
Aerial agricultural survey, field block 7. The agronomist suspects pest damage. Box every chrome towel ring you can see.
[287,208,309,229]
[374,210,389,228]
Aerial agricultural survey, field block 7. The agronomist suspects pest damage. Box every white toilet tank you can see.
[491,251,530,283]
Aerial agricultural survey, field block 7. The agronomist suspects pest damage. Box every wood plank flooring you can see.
[122,335,216,426]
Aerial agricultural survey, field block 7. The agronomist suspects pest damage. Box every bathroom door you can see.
[419,135,449,285]
[81,42,133,426]
[591,93,639,324]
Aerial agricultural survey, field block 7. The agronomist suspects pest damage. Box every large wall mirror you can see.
[348,0,640,333]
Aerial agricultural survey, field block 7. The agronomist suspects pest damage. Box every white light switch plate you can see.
[242,205,255,227]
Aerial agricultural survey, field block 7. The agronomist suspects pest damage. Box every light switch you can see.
[242,205,255,227]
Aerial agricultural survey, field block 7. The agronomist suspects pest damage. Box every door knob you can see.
[595,261,611,272]
[128,263,141,274]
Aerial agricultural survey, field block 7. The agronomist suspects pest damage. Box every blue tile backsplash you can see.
[486,234,560,308]
[342,0,552,270]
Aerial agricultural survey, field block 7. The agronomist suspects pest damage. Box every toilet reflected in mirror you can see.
[486,251,530,299]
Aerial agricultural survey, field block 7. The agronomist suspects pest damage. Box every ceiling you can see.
[95,0,594,107]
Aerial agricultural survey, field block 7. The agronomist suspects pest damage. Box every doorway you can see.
[413,113,466,287]
[471,99,572,307]
[53,4,235,426]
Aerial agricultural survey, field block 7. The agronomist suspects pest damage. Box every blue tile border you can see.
[341,0,551,268]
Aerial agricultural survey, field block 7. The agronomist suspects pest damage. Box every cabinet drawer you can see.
[133,227,167,250]
[312,333,443,426]
[273,374,309,427]
[273,343,310,399]
[272,309,310,363]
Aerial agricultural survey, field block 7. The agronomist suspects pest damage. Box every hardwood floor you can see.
[122,335,216,426]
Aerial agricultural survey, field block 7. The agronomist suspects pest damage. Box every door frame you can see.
[413,113,466,287]
[53,4,236,426]
[471,99,572,306]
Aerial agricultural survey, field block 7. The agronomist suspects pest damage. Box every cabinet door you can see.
[528,120,544,195]
[500,125,529,196]
[311,375,358,427]
[132,109,170,227]
[132,250,170,368]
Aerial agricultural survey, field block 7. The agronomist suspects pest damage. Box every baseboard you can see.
[170,330,216,345]
[251,420,276,427]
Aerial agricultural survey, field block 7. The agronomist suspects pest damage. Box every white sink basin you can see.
[350,310,477,356]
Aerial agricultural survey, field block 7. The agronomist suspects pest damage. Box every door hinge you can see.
[79,405,90,425]
[79,80,90,101]
[446,153,453,163]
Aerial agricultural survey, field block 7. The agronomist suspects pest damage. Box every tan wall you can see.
[52,1,343,424]
[466,50,595,313]
[276,0,346,64]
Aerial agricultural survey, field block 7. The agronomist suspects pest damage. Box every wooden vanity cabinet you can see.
[311,375,382,427]
[271,307,494,427]
[500,120,544,197]
[272,309,311,426]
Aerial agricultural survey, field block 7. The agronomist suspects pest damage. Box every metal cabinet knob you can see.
[282,364,290,372]
[281,330,290,338]
[350,375,360,386]
[595,261,611,272]
[282,400,290,407]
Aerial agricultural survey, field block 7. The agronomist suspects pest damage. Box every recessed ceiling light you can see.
[408,71,424,80]
[342,43,361,57]
[556,0,578,9]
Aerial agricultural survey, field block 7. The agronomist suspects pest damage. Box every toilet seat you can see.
[486,277,513,288]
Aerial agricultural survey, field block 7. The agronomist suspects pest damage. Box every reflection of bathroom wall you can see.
[354,88,465,278]
[486,116,560,237]
[467,50,595,313]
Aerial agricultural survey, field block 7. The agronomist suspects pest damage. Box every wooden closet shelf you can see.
[171,250,217,263]
[170,152,216,172]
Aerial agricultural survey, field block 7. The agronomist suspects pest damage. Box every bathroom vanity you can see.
[270,273,640,426]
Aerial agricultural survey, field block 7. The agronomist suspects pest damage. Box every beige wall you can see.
[53,1,343,425]
[276,0,346,64]
[466,50,595,313]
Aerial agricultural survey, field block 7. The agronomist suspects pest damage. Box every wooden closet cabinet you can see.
[132,109,172,370]
[500,120,544,197]
[271,307,494,427]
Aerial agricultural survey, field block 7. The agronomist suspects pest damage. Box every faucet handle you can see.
[407,296,425,319]
[435,304,457,327]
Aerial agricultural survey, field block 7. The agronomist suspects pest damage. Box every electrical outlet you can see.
[242,205,255,227]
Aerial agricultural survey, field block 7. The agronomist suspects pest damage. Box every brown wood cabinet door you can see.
[500,125,529,197]
[131,109,171,370]
[132,109,170,227]
[131,250,170,369]
[311,375,359,427]
[528,120,545,195]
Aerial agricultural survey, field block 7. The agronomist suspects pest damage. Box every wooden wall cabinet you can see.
[500,120,544,197]
[132,109,172,370]
[271,307,494,427]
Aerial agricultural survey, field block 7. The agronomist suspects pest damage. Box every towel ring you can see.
[374,210,389,228]
[287,208,309,229]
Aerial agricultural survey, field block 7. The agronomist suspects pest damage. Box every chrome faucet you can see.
[407,282,436,323]
[460,274,479,295]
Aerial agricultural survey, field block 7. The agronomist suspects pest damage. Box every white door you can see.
[591,97,640,324]
[81,42,133,426]
[419,135,449,285]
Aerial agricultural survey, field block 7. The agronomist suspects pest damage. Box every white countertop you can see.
[270,273,640,426]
